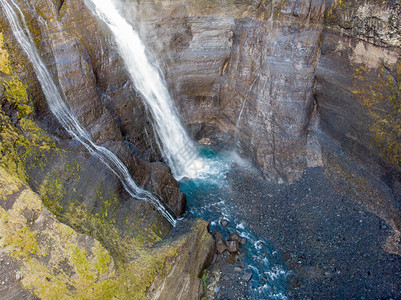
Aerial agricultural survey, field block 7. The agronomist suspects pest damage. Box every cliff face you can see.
[1,0,400,298]
[135,0,326,182]
[0,0,185,215]
[135,0,400,184]
[219,2,325,182]
[0,0,213,299]
[315,0,401,218]
[316,0,400,165]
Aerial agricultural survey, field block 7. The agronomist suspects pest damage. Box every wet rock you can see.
[15,273,22,281]
[216,240,228,254]
[180,177,190,184]
[212,230,224,242]
[220,219,229,227]
[242,272,252,282]
[228,232,247,245]
[228,232,241,242]
[226,240,239,253]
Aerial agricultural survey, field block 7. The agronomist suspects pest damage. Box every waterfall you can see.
[0,0,176,226]
[85,0,201,180]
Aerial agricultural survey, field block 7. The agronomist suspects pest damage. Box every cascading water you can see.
[86,1,288,298]
[85,0,201,180]
[0,0,176,226]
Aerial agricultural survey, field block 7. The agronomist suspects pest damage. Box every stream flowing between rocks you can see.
[179,147,288,299]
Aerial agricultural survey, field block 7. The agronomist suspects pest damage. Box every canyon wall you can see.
[316,0,400,171]
[0,0,214,298]
[1,0,400,298]
[136,0,326,182]
[136,0,400,184]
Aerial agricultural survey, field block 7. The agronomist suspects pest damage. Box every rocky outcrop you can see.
[0,167,214,299]
[146,220,214,300]
[0,167,116,299]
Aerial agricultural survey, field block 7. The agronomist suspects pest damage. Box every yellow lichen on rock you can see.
[0,32,12,75]
[353,61,401,169]
[0,166,211,299]
[0,167,118,299]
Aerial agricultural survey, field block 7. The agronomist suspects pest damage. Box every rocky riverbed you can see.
[193,146,401,299]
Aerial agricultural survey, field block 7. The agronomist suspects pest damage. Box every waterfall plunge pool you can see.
[179,147,288,299]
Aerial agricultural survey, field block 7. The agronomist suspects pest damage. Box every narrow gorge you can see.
[0,0,400,299]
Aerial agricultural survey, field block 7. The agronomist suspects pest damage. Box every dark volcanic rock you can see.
[227,166,401,299]
[228,232,241,242]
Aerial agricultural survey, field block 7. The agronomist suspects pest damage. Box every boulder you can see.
[220,218,229,227]
[242,272,252,282]
[226,240,239,253]
[216,240,228,254]
[229,232,241,242]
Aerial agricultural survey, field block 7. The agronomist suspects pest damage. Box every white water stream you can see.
[0,0,176,226]
[85,0,202,180]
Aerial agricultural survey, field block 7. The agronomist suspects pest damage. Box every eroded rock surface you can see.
[136,0,326,182]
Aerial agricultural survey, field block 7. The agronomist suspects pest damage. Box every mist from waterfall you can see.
[0,0,176,226]
[85,0,202,180]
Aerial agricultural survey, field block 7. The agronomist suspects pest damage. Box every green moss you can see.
[0,167,119,300]
[0,30,55,183]
[0,211,42,259]
[1,167,207,299]
[2,76,32,116]
[201,270,208,291]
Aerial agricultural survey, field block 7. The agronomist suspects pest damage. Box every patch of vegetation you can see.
[0,166,189,300]
[0,30,55,183]
[0,32,12,75]
[353,61,401,170]
[201,269,208,291]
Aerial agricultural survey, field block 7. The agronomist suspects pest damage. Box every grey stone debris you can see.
[242,272,252,282]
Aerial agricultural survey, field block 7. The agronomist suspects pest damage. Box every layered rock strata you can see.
[136,0,327,182]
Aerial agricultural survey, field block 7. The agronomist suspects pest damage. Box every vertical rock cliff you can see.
[135,0,326,183]
[0,0,214,298]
